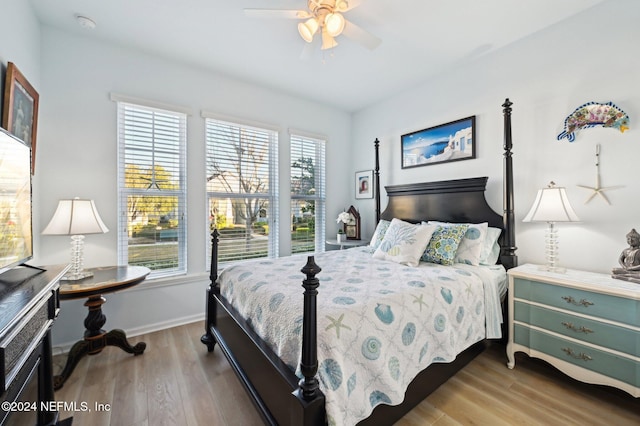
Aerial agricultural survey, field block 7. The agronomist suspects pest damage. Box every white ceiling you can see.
[30,0,605,112]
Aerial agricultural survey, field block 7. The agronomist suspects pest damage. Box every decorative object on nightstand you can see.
[42,198,109,281]
[577,144,623,204]
[344,205,361,240]
[612,228,640,283]
[337,206,361,240]
[523,181,579,272]
[507,264,640,398]
[336,211,350,243]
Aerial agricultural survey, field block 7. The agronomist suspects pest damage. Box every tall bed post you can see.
[501,98,517,270]
[200,229,219,352]
[374,138,381,224]
[293,256,325,425]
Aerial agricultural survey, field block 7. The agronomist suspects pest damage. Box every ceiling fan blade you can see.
[342,19,381,50]
[244,9,311,19]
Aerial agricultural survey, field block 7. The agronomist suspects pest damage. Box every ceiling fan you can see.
[244,0,381,51]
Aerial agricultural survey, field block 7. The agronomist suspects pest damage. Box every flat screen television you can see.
[0,126,32,275]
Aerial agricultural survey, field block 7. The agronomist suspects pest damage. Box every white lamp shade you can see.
[324,12,345,37]
[42,198,109,235]
[523,184,580,223]
[298,18,319,43]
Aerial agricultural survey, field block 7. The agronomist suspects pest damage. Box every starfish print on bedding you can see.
[325,314,351,338]
[464,282,473,296]
[412,293,428,311]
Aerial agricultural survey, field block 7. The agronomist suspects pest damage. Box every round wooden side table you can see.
[53,265,150,390]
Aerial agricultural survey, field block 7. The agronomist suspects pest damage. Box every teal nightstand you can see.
[507,264,640,398]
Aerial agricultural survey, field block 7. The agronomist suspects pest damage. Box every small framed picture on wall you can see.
[355,170,374,199]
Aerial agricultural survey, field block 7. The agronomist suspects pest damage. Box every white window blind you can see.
[205,117,278,265]
[116,102,187,278]
[290,133,325,254]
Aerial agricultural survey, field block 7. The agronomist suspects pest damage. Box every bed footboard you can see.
[201,231,326,425]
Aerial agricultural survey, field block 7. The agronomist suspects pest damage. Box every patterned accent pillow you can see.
[479,227,502,265]
[429,221,488,265]
[369,219,391,250]
[372,219,436,267]
[421,224,469,265]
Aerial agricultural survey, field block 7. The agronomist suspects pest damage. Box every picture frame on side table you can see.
[401,116,475,169]
[2,62,39,174]
[355,170,374,199]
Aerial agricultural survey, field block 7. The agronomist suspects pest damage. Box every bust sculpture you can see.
[612,228,640,281]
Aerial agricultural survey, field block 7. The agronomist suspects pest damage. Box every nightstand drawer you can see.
[513,278,638,326]
[514,301,637,356]
[514,325,638,387]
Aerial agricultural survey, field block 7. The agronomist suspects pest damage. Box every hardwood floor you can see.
[53,321,640,425]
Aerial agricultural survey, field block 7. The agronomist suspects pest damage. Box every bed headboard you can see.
[379,176,511,265]
[373,99,517,269]
[379,177,501,228]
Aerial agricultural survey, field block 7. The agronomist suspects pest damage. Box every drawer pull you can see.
[561,322,594,334]
[562,347,592,361]
[561,296,594,307]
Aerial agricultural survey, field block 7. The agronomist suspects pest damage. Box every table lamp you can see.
[42,198,109,281]
[523,181,579,272]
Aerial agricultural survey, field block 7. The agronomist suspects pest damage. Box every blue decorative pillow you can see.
[421,224,469,265]
[373,219,436,267]
[429,221,488,265]
[369,219,391,250]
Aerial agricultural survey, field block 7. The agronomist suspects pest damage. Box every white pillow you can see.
[428,221,488,266]
[369,219,391,250]
[373,219,436,267]
[479,227,502,265]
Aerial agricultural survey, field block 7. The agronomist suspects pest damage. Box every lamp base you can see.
[537,264,566,274]
[62,270,94,281]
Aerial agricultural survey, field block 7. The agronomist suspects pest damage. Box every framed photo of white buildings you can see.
[401,116,475,168]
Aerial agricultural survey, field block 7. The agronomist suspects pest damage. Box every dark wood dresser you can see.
[0,264,69,426]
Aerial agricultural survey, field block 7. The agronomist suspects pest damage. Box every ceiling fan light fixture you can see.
[324,12,345,37]
[321,29,338,50]
[298,18,319,43]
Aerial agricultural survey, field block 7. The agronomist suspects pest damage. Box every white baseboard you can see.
[52,313,205,356]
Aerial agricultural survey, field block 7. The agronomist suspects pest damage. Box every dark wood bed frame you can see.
[201,99,517,425]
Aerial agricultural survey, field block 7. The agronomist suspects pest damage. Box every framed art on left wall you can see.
[2,62,39,174]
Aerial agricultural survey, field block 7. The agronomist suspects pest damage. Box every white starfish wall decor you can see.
[576,144,623,204]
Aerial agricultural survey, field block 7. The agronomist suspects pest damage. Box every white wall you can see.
[351,0,640,274]
[29,27,351,347]
[0,0,40,106]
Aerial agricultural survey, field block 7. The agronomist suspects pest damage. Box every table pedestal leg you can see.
[54,294,146,390]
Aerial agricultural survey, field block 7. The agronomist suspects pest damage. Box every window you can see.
[205,116,278,265]
[290,132,325,254]
[116,101,187,278]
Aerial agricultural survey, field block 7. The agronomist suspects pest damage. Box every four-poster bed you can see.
[201,99,517,425]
